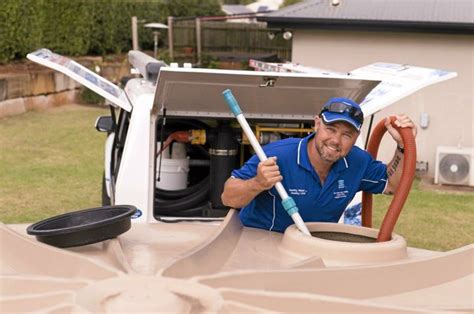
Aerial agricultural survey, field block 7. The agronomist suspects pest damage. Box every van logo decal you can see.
[132,209,143,219]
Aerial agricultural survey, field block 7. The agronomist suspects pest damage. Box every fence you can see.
[167,18,292,65]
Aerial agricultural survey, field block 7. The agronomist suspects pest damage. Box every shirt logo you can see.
[334,180,348,199]
[289,188,308,196]
[338,179,345,189]
[333,190,349,199]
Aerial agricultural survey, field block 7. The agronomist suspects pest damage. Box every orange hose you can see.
[157,131,191,156]
[361,116,417,242]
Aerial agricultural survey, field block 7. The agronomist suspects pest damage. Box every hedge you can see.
[0,0,222,63]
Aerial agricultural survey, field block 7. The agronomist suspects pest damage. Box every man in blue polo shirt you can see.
[221,97,417,232]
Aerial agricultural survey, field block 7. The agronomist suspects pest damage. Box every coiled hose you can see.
[156,175,209,200]
[361,116,417,242]
[154,178,209,215]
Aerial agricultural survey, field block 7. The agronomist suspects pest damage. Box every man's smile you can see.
[325,144,340,152]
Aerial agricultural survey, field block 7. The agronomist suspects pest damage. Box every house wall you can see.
[292,30,473,178]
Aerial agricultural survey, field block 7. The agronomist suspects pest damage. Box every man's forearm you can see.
[385,147,404,195]
[221,177,265,208]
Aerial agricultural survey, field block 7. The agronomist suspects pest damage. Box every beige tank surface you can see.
[1,209,472,313]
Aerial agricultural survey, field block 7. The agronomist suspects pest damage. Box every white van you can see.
[27,49,456,224]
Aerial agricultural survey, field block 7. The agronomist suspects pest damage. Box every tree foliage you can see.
[0,0,222,63]
[162,0,223,17]
[0,0,44,62]
[282,0,303,8]
[221,0,253,4]
[41,0,93,56]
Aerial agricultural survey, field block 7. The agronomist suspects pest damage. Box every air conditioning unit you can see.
[434,146,474,187]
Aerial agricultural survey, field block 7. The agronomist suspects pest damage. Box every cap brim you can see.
[321,112,361,131]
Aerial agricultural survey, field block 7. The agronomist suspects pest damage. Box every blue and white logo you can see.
[334,180,348,199]
[289,188,308,196]
[131,209,143,219]
[338,179,345,189]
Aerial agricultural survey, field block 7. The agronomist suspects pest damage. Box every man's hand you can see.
[255,157,283,190]
[221,156,283,208]
[385,114,418,148]
[383,114,417,195]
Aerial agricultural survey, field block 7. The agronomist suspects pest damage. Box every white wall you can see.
[292,30,474,178]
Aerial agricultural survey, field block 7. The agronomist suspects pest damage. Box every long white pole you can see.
[223,89,311,236]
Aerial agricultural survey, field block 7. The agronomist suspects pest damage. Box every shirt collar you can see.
[297,133,349,173]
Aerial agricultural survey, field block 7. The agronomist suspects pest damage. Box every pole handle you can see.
[223,89,242,116]
[222,89,311,236]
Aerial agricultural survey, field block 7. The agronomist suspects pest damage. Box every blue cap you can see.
[320,97,364,131]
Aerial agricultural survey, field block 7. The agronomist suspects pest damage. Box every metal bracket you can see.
[259,76,277,87]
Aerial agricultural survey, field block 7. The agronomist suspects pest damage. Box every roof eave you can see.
[258,17,474,35]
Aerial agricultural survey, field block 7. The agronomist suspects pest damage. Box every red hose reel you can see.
[362,116,417,242]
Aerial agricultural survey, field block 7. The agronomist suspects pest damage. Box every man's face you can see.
[313,117,359,163]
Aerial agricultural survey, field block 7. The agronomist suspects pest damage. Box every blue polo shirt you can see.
[231,133,387,232]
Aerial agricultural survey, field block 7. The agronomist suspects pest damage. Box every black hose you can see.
[154,203,223,222]
[158,203,209,218]
[155,177,209,214]
[192,143,210,158]
[155,175,209,200]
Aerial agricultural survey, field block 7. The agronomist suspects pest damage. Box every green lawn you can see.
[0,104,108,223]
[373,182,473,251]
[0,104,472,251]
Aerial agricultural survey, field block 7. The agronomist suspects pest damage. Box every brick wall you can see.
[0,56,130,118]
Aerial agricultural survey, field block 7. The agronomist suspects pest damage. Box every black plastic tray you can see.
[27,205,137,248]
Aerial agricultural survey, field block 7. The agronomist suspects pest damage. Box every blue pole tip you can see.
[222,89,242,116]
[281,197,298,216]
